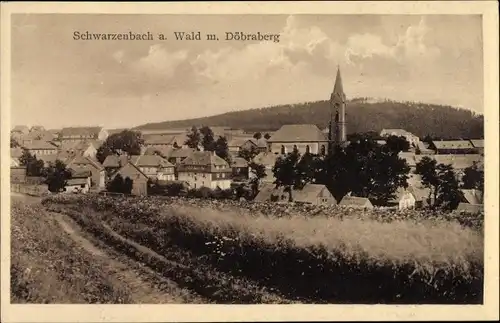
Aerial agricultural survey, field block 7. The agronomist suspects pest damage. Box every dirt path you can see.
[52,212,203,303]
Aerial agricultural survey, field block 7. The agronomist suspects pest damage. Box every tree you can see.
[294,152,318,189]
[214,136,231,163]
[253,132,262,140]
[96,130,144,164]
[249,161,266,196]
[272,147,301,201]
[107,173,125,193]
[184,126,201,150]
[10,137,20,148]
[238,145,259,162]
[19,150,45,177]
[264,133,271,140]
[45,160,71,193]
[123,177,133,195]
[200,126,216,151]
[462,162,484,192]
[385,135,410,154]
[435,164,461,210]
[415,156,439,205]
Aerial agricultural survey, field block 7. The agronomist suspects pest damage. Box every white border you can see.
[1,2,498,322]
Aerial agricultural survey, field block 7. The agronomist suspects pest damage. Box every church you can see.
[267,67,348,155]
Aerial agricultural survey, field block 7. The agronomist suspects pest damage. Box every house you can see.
[252,138,269,153]
[338,196,374,210]
[252,152,279,183]
[67,155,106,189]
[177,151,232,190]
[268,124,329,155]
[11,125,30,137]
[63,170,92,194]
[167,148,196,165]
[36,153,73,168]
[143,134,176,149]
[228,138,258,154]
[59,127,108,143]
[59,140,102,158]
[470,139,484,155]
[112,161,149,196]
[430,140,476,154]
[102,154,130,175]
[30,125,45,132]
[387,188,416,210]
[19,130,56,145]
[291,184,337,205]
[253,183,288,203]
[129,155,176,181]
[455,203,483,214]
[22,140,58,156]
[380,129,420,147]
[230,157,249,180]
[10,166,27,183]
[459,189,483,205]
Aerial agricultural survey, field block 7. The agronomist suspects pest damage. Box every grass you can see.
[43,194,484,303]
[11,200,135,303]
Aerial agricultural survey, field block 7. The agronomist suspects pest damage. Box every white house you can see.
[177,151,232,190]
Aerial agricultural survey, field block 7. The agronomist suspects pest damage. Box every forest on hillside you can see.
[137,98,484,139]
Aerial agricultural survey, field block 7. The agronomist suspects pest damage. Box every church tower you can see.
[329,67,347,148]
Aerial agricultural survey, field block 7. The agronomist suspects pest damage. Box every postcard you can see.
[1,1,498,322]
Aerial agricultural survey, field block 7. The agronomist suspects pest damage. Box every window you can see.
[320,145,326,156]
[306,145,310,154]
[81,184,85,188]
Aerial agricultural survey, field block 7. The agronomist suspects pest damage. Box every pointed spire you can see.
[333,66,344,98]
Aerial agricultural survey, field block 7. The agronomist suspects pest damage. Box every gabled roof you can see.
[102,154,129,168]
[144,134,176,145]
[12,125,30,133]
[66,178,89,186]
[23,140,58,150]
[470,139,484,148]
[180,151,228,167]
[432,140,474,150]
[380,129,412,137]
[252,138,269,148]
[113,161,149,181]
[228,138,256,148]
[67,155,105,171]
[60,127,103,138]
[169,148,196,159]
[460,189,482,205]
[268,124,327,143]
[339,196,373,208]
[253,183,284,203]
[130,155,174,168]
[144,146,173,158]
[293,184,334,204]
[230,157,249,168]
[69,168,92,178]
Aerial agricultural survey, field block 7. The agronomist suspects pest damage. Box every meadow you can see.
[42,194,484,304]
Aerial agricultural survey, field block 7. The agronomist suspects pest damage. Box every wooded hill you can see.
[136,98,484,139]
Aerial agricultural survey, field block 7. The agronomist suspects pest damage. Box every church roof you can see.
[268,124,327,143]
[331,67,346,103]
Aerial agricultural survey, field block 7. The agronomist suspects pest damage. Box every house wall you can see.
[131,180,148,196]
[178,171,232,190]
[82,146,97,158]
[30,149,57,156]
[398,193,416,210]
[269,142,326,155]
[63,179,91,194]
[98,129,109,141]
[317,188,337,205]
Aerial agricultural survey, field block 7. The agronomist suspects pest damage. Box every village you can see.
[10,68,484,214]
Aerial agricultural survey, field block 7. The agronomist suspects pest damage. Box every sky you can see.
[11,14,483,129]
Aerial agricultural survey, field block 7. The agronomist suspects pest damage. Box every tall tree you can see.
[214,136,231,163]
[184,126,201,150]
[96,130,144,163]
[436,164,462,210]
[200,126,216,151]
[45,160,71,193]
[264,133,271,140]
[238,145,259,162]
[272,147,301,201]
[19,149,45,177]
[253,132,262,140]
[249,161,267,196]
[462,162,484,191]
[294,152,318,189]
[415,156,439,205]
[385,135,410,154]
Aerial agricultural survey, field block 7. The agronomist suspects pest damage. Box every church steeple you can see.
[329,66,347,148]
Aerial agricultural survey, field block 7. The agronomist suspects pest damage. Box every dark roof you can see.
[470,139,484,148]
[268,124,328,143]
[292,184,333,204]
[23,140,58,150]
[231,157,249,168]
[130,155,174,168]
[339,196,373,208]
[66,178,89,186]
[432,140,474,150]
[169,148,196,159]
[102,154,129,168]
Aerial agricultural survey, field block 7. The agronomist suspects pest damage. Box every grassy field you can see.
[43,194,484,304]
[10,197,200,303]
